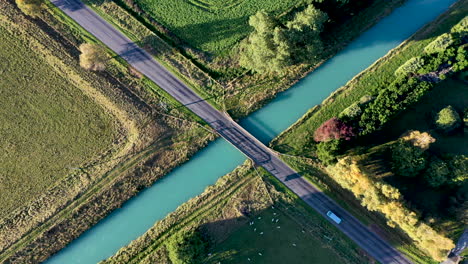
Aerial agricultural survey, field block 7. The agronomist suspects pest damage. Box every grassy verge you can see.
[101,162,370,264]
[0,1,215,262]
[272,0,468,154]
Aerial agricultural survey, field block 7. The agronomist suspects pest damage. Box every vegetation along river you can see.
[45,0,458,263]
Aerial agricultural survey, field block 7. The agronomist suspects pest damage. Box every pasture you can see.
[134,0,301,54]
[0,26,117,219]
[205,207,343,264]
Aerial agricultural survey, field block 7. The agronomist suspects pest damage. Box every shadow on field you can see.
[175,16,248,49]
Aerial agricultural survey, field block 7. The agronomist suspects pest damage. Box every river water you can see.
[44,0,457,263]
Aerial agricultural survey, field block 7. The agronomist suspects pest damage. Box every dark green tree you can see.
[391,140,427,177]
[166,228,208,264]
[435,105,461,133]
[316,139,341,165]
[424,158,450,187]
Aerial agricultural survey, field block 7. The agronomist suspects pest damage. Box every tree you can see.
[166,228,207,264]
[314,117,355,142]
[16,0,43,18]
[316,139,341,165]
[79,43,108,71]
[435,105,461,133]
[424,158,450,187]
[239,5,328,73]
[239,11,291,74]
[391,140,427,177]
[286,5,328,62]
[447,155,468,186]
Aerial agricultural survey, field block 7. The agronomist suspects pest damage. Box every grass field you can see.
[205,207,343,264]
[133,0,301,54]
[0,26,117,219]
[272,0,468,154]
[102,163,368,264]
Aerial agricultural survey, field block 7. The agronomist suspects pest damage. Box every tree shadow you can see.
[173,16,249,52]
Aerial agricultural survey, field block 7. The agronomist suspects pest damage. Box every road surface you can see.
[49,0,413,263]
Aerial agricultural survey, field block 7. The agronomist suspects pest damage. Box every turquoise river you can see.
[45,0,458,263]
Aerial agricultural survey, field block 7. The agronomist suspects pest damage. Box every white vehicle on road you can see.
[327,211,342,224]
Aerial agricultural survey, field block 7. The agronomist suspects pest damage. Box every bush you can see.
[435,105,461,133]
[166,228,208,264]
[79,43,108,71]
[313,117,355,142]
[316,139,341,165]
[424,33,456,54]
[391,140,427,177]
[394,56,425,77]
[339,102,361,120]
[451,16,468,35]
[15,0,43,17]
[447,155,468,186]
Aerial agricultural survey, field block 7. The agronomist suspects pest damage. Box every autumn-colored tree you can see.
[328,157,454,261]
[313,117,355,142]
[79,43,108,71]
[16,0,43,18]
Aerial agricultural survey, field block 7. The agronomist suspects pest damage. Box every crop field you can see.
[0,26,117,219]
[134,0,302,54]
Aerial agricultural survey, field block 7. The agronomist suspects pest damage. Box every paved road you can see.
[49,0,414,263]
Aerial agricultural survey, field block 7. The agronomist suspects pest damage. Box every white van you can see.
[327,210,342,224]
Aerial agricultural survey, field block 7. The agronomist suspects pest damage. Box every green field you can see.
[0,27,116,218]
[206,207,343,264]
[134,0,301,54]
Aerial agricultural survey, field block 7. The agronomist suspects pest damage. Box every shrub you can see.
[313,117,355,142]
[391,140,427,177]
[424,33,455,54]
[424,158,450,187]
[394,56,425,77]
[359,95,375,105]
[79,43,108,71]
[339,102,361,120]
[316,139,341,165]
[15,0,43,17]
[166,228,208,264]
[435,105,461,132]
[451,16,468,35]
[447,155,468,186]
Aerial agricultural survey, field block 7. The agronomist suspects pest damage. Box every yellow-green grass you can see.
[272,0,468,154]
[133,0,301,54]
[0,27,117,218]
